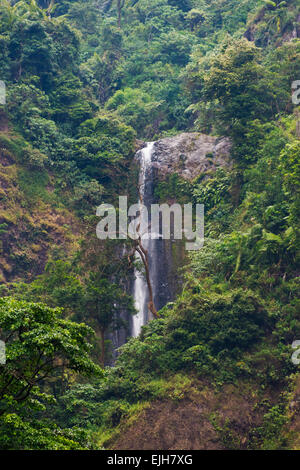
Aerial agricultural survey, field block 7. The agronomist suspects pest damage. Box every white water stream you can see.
[132,142,155,337]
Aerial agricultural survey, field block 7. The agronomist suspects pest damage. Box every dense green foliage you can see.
[0,297,101,449]
[0,0,299,450]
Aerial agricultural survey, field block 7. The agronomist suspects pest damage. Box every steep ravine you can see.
[130,133,232,337]
[110,132,232,353]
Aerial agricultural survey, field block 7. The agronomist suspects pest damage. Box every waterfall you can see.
[132,142,155,337]
[131,141,185,338]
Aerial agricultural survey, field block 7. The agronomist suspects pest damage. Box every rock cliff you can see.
[151,133,232,181]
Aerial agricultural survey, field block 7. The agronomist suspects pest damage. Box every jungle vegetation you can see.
[0,0,299,450]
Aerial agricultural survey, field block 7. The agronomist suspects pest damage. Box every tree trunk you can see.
[99,328,105,367]
[117,0,122,28]
[127,183,159,319]
[47,0,55,18]
[296,120,300,138]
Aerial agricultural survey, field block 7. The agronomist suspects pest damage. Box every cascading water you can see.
[132,142,155,337]
[114,132,225,350]
[131,141,183,337]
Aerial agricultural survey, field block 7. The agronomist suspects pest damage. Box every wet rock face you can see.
[151,133,232,181]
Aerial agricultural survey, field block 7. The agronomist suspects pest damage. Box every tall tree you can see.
[81,274,135,366]
[0,297,101,449]
[102,0,125,27]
